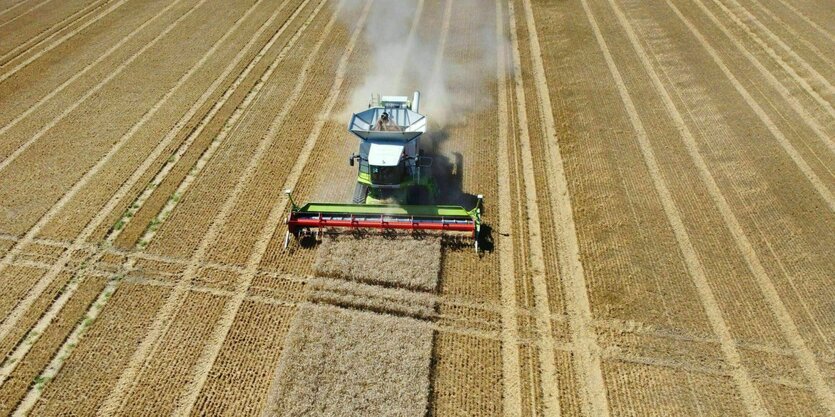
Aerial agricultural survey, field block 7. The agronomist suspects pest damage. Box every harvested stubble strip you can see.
[313,235,441,292]
[264,304,433,417]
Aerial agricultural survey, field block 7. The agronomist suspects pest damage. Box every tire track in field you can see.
[706,0,835,121]
[0,0,108,66]
[0,0,200,172]
[654,0,835,209]
[0,0,211,348]
[494,1,522,415]
[0,0,127,83]
[10,0,320,413]
[0,0,312,401]
[506,1,562,415]
[170,3,371,416]
[714,0,834,99]
[519,0,612,415]
[0,0,55,29]
[666,1,835,209]
[94,1,337,415]
[612,0,835,412]
[689,0,835,152]
[0,0,187,162]
[582,0,769,414]
[0,0,33,20]
[766,0,835,44]
[746,0,835,69]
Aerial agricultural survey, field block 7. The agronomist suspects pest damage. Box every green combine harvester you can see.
[285,91,483,251]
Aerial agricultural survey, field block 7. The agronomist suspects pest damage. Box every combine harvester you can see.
[284,92,483,251]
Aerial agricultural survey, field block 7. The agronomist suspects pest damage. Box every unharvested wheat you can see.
[314,235,441,291]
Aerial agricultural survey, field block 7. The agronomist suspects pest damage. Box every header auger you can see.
[284,91,484,251]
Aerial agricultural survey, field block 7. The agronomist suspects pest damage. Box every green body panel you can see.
[297,202,473,218]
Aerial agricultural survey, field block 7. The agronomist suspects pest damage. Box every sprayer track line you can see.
[0,0,213,351]
[518,0,613,415]
[585,0,770,414]
[766,0,835,44]
[745,0,835,69]
[0,0,202,173]
[689,0,835,152]
[0,0,55,29]
[108,0,314,247]
[715,0,834,98]
[615,0,835,411]
[94,2,322,415]
[0,0,33,19]
[0,0,311,402]
[0,0,188,157]
[706,0,835,123]
[0,0,110,68]
[662,1,835,210]
[495,1,522,415]
[0,0,288,375]
[94,2,332,415]
[170,4,371,416]
[506,1,563,416]
[0,0,127,83]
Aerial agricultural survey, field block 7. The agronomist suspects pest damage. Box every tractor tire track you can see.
[0,0,212,348]
[744,0,835,69]
[707,0,835,123]
[662,1,835,210]
[169,3,371,416]
[689,0,835,153]
[0,0,188,162]
[0,0,201,173]
[714,0,834,99]
[519,0,613,415]
[0,0,55,30]
[494,1,522,415]
[583,0,769,414]
[612,0,835,411]
[507,1,562,415]
[9,0,321,413]
[764,0,835,44]
[0,0,313,406]
[0,0,34,20]
[0,0,105,66]
[94,1,336,414]
[0,0,128,83]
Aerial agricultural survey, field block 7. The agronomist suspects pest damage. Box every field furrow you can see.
[188,301,295,417]
[0,274,105,415]
[0,0,831,414]
[114,291,227,416]
[26,283,168,416]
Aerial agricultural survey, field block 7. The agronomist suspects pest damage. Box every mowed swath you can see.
[0,0,832,416]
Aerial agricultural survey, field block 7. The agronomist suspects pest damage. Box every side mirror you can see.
[348,155,355,166]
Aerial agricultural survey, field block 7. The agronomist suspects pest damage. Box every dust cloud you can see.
[342,0,504,127]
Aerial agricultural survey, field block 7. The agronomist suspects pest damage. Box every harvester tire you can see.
[352,183,368,204]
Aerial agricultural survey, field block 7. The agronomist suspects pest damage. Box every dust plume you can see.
[342,0,504,127]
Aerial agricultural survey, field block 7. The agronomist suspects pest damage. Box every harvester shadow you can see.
[424,126,493,253]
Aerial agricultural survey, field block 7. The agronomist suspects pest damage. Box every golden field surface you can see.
[0,0,833,415]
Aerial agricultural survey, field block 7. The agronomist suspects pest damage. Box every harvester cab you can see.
[285,91,483,251]
[347,91,431,205]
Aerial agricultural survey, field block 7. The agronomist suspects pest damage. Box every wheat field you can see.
[0,0,832,415]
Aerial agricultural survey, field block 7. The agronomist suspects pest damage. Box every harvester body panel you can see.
[284,91,483,251]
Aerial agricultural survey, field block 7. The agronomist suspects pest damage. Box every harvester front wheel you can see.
[352,183,368,204]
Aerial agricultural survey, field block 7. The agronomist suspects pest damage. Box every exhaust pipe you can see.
[412,91,420,113]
